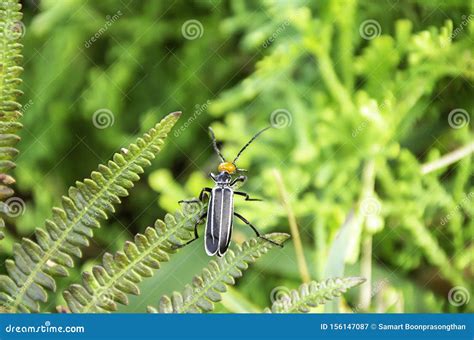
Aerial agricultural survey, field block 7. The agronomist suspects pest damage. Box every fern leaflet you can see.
[264,277,366,313]
[64,202,205,312]
[0,0,24,239]
[147,233,290,313]
[0,111,180,312]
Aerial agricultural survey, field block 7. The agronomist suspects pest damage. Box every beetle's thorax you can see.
[212,171,232,187]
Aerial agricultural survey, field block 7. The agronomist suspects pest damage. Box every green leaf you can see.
[323,210,362,312]
[0,112,181,312]
[0,0,24,238]
[63,202,205,313]
[265,277,366,313]
[147,233,290,313]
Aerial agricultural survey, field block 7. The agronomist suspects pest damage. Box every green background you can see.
[1,0,473,313]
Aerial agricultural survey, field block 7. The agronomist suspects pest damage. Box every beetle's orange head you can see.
[217,161,236,174]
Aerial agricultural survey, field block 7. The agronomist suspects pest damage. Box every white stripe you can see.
[209,188,217,242]
[224,187,233,246]
[219,189,225,245]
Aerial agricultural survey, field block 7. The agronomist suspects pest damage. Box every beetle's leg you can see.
[199,187,212,201]
[172,212,207,249]
[234,212,283,247]
[178,199,200,204]
[210,173,218,181]
[230,175,247,187]
[178,187,212,204]
[234,191,262,202]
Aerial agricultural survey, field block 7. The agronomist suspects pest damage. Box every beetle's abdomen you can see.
[205,187,233,256]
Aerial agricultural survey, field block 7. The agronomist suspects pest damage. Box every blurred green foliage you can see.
[1,0,472,312]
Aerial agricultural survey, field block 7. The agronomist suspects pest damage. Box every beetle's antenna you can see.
[233,126,271,163]
[208,127,226,162]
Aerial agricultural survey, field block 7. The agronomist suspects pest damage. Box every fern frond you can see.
[0,111,181,312]
[147,233,291,313]
[63,202,205,313]
[0,0,24,239]
[264,277,365,313]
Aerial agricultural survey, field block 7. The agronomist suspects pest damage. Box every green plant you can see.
[148,233,364,313]
[0,107,362,313]
[264,277,366,313]
[0,2,363,314]
[1,0,471,315]
[0,110,181,312]
[151,1,473,312]
[63,203,206,313]
[148,233,290,313]
[0,0,23,239]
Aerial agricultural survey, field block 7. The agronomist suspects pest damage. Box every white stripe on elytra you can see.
[209,188,217,242]
[224,187,233,246]
[219,188,225,246]
[205,188,217,256]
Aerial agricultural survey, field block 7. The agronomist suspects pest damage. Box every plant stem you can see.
[335,0,356,90]
[313,218,326,280]
[316,50,354,114]
[421,141,474,175]
[357,159,376,310]
[306,24,355,114]
[358,233,372,310]
[273,169,311,283]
